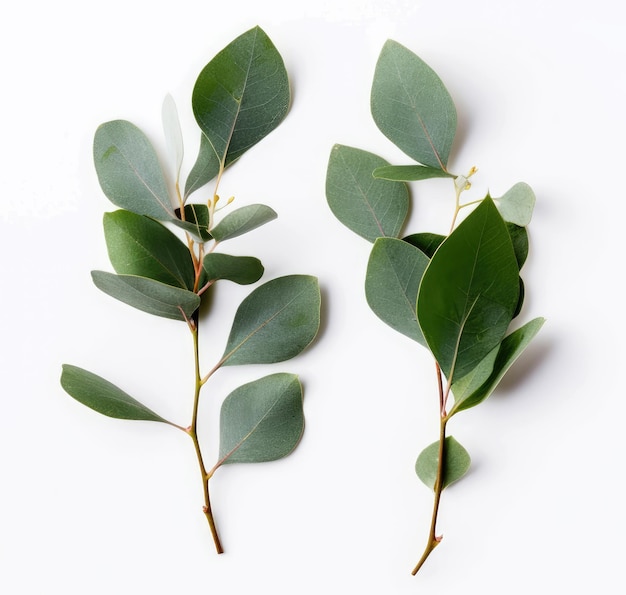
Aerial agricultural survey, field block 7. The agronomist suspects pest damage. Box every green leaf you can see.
[91,271,200,321]
[450,317,545,415]
[211,204,277,242]
[415,436,471,490]
[417,198,520,382]
[371,40,457,170]
[162,94,184,185]
[217,373,304,465]
[493,182,536,226]
[103,210,195,290]
[93,120,175,220]
[60,364,172,424]
[402,232,445,258]
[365,237,429,346]
[326,144,409,242]
[171,203,213,242]
[184,133,220,200]
[221,275,320,366]
[507,222,529,270]
[202,253,264,285]
[192,26,290,168]
[372,164,454,182]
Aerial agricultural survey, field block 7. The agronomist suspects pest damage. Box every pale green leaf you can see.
[372,164,454,182]
[326,144,409,242]
[365,237,429,345]
[415,436,471,490]
[221,275,320,366]
[192,26,290,168]
[211,204,277,242]
[91,271,200,321]
[60,364,172,424]
[162,94,184,184]
[217,373,304,465]
[493,182,536,226]
[371,40,457,170]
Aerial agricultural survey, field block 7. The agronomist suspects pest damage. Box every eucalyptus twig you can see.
[326,38,544,576]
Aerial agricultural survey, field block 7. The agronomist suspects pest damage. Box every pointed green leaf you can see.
[402,232,445,258]
[415,436,471,490]
[91,271,200,321]
[417,198,520,382]
[371,40,457,170]
[211,204,277,242]
[365,237,429,345]
[103,210,195,290]
[202,253,264,285]
[221,275,320,366]
[372,164,454,182]
[450,317,545,415]
[94,120,175,220]
[60,364,172,424]
[493,182,536,226]
[162,94,184,184]
[217,373,304,465]
[184,133,220,200]
[326,144,409,242]
[192,26,290,168]
[170,203,212,242]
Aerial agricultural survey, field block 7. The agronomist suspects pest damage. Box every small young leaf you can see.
[91,271,200,321]
[221,275,320,366]
[60,364,172,424]
[326,144,409,242]
[371,40,457,170]
[217,373,304,465]
[184,133,220,200]
[365,237,429,346]
[449,317,545,415]
[202,253,264,285]
[417,198,520,382]
[211,204,277,242]
[415,436,471,490]
[493,182,536,227]
[372,164,455,182]
[170,203,213,242]
[103,210,195,290]
[162,94,184,185]
[93,120,175,220]
[192,26,290,168]
[402,232,445,258]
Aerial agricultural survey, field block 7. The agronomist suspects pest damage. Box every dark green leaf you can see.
[402,232,445,258]
[371,40,457,170]
[93,120,175,220]
[221,275,320,366]
[103,210,195,290]
[415,436,471,490]
[91,271,200,321]
[217,373,304,465]
[372,164,454,182]
[365,238,429,345]
[202,253,264,285]
[450,317,545,415]
[184,133,220,200]
[507,222,529,270]
[326,144,409,242]
[192,26,290,168]
[417,198,520,382]
[493,182,535,226]
[60,364,172,424]
[211,204,277,242]
[170,203,213,242]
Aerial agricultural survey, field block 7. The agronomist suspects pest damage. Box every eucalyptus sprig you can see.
[61,26,321,554]
[326,40,544,575]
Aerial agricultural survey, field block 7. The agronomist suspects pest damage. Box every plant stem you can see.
[189,317,223,554]
[412,363,448,575]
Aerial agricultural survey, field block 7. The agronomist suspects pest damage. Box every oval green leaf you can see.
[417,198,520,382]
[371,40,457,170]
[103,210,195,290]
[91,271,200,321]
[216,373,304,466]
[93,120,175,220]
[326,144,409,242]
[192,26,290,168]
[201,253,264,286]
[221,275,320,366]
[365,237,429,346]
[372,164,454,182]
[211,204,277,242]
[415,436,471,490]
[60,364,172,424]
[493,182,536,227]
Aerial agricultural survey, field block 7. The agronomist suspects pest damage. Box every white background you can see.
[1,0,623,592]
